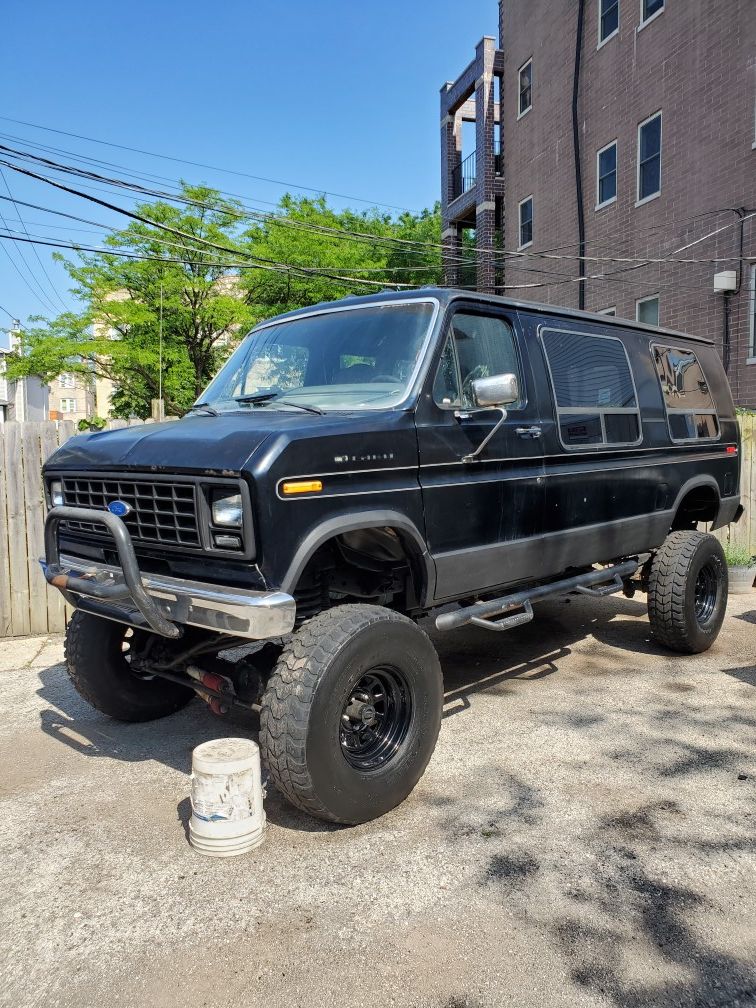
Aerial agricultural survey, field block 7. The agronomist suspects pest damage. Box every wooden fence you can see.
[0,419,167,639]
[0,415,754,639]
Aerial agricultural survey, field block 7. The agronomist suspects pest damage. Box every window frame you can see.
[650,342,721,444]
[539,325,643,451]
[517,59,532,119]
[638,0,664,30]
[636,293,660,326]
[596,139,618,209]
[598,0,620,47]
[432,308,526,413]
[636,110,662,205]
[598,307,617,316]
[518,195,534,250]
[60,398,78,413]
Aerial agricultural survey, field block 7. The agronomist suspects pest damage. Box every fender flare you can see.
[669,474,722,527]
[279,510,435,604]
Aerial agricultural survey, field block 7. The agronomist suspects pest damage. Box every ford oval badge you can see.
[107,499,132,518]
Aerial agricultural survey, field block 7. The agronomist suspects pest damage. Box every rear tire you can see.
[259,604,443,825]
[647,531,727,654]
[65,611,194,721]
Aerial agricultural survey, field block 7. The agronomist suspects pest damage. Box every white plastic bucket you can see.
[189,737,266,857]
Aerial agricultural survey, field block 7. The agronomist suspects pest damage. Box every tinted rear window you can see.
[542,328,641,448]
[652,344,719,442]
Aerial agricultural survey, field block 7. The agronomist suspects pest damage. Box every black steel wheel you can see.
[339,666,412,771]
[648,530,727,654]
[693,559,720,627]
[259,604,443,825]
[65,611,194,721]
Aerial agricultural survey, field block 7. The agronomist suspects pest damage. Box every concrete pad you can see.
[0,592,754,1007]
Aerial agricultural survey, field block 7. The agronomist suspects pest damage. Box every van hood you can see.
[43,411,360,475]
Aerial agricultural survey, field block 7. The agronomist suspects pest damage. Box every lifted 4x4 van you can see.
[42,288,743,824]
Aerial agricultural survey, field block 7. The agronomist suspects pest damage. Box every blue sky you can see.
[1,0,496,343]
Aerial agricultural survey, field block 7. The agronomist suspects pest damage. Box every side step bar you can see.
[435,559,639,633]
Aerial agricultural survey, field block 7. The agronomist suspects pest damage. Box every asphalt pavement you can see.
[1,590,754,1008]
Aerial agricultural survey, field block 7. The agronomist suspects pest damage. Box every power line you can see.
[0,302,16,320]
[4,232,755,303]
[3,140,751,282]
[0,115,414,213]
[0,168,68,312]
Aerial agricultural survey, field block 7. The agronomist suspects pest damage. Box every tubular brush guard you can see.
[42,506,181,638]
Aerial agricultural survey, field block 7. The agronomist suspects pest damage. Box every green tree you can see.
[240,196,442,316]
[7,185,256,417]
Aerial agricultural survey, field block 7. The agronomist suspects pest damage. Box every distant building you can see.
[0,323,49,423]
[440,0,756,406]
[47,370,96,423]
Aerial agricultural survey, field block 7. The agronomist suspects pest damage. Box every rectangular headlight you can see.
[211,491,243,527]
[50,480,64,507]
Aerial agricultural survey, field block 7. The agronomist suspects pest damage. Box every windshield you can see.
[198,301,436,412]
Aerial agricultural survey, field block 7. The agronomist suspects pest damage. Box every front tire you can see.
[647,530,728,654]
[65,611,194,721]
[259,604,443,825]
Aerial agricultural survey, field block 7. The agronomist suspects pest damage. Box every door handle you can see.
[516,426,542,438]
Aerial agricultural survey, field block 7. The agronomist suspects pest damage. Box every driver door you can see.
[415,306,546,601]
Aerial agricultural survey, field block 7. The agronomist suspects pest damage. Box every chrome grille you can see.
[60,476,201,548]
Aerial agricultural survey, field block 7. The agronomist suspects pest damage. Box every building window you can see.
[599,307,617,316]
[60,398,77,413]
[599,0,619,44]
[637,112,662,203]
[640,0,664,26]
[636,295,660,326]
[59,372,75,389]
[518,60,532,117]
[652,344,720,441]
[749,265,756,359]
[518,196,533,249]
[596,141,618,207]
[542,328,641,448]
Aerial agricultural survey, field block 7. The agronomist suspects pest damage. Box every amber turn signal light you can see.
[282,479,323,495]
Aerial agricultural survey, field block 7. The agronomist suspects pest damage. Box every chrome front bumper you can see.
[42,506,296,640]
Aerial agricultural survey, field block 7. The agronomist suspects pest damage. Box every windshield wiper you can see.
[234,390,281,404]
[234,391,323,415]
[187,402,220,416]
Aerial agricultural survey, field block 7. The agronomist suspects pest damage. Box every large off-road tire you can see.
[259,604,443,825]
[64,611,194,721]
[647,530,728,654]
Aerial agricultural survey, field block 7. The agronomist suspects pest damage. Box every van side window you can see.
[541,328,641,448]
[451,313,523,409]
[433,336,462,406]
[652,344,720,441]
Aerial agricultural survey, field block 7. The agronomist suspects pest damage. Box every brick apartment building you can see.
[440,0,756,405]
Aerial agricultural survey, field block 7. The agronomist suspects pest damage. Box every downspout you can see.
[571,0,587,310]
[722,207,746,392]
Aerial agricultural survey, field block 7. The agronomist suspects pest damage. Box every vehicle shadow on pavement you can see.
[434,593,651,717]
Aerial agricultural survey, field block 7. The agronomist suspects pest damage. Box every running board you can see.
[435,559,639,633]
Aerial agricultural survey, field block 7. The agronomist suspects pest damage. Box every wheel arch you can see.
[670,475,723,530]
[279,510,435,605]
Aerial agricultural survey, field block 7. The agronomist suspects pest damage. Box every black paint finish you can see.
[43,287,742,613]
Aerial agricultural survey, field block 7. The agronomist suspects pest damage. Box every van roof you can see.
[263,286,715,346]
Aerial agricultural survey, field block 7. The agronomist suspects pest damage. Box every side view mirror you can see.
[471,373,519,408]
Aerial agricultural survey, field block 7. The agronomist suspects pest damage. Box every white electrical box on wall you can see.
[713,270,737,292]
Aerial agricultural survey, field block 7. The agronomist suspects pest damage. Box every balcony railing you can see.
[450,141,503,201]
[451,149,476,200]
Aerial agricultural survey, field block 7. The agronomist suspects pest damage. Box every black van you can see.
[41,288,743,824]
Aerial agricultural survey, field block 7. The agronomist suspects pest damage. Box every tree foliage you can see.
[6,185,442,418]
